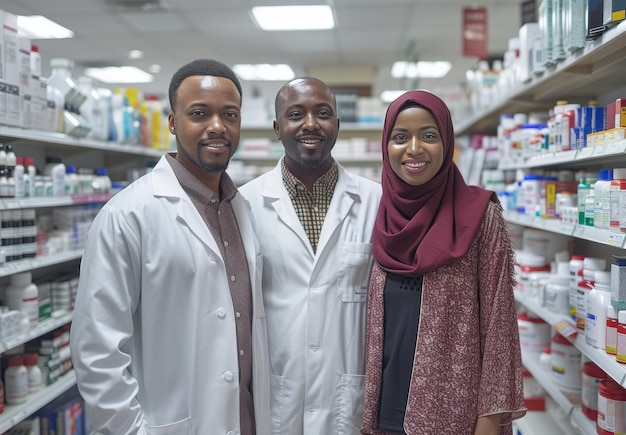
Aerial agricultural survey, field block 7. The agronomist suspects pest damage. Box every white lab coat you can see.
[70,155,271,435]
[239,161,381,435]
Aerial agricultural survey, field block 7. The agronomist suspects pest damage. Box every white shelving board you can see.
[0,370,76,433]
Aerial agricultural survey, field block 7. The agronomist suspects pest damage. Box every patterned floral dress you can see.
[361,201,527,435]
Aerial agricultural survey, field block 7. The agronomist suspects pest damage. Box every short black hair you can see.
[168,59,242,111]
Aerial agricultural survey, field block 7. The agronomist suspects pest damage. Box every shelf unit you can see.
[0,129,139,433]
[457,19,626,435]
[456,21,626,136]
[0,125,165,181]
[0,370,76,433]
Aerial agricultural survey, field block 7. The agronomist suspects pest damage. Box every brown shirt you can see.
[166,154,255,435]
[281,158,338,253]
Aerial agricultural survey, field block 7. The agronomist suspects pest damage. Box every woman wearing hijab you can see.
[361,90,526,435]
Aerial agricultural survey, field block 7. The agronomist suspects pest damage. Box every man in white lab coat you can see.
[70,59,271,435]
[239,77,382,434]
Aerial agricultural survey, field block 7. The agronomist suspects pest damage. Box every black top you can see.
[377,272,423,434]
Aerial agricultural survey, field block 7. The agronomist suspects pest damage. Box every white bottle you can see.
[23,353,42,393]
[44,77,65,132]
[65,165,79,196]
[93,168,112,194]
[4,356,28,405]
[14,156,25,198]
[585,270,612,349]
[4,272,39,325]
[78,76,109,141]
[44,156,66,197]
[25,157,37,198]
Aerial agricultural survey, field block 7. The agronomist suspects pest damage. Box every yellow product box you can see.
[586,131,604,147]
[604,127,626,143]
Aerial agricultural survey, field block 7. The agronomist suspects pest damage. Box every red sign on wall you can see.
[462,7,488,58]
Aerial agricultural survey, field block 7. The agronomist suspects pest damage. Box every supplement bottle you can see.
[4,356,28,405]
[612,255,626,310]
[4,272,39,325]
[23,353,42,393]
[569,254,585,321]
[585,270,612,349]
[581,361,607,422]
[576,256,606,331]
[607,305,619,355]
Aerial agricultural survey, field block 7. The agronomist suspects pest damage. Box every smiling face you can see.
[273,78,339,179]
[169,75,241,190]
[387,105,444,186]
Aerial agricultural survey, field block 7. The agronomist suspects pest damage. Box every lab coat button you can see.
[223,371,234,382]
[217,308,226,318]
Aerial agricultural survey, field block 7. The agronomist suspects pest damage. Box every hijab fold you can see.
[372,90,494,275]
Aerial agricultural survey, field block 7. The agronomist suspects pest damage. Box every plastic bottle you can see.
[584,184,595,226]
[594,169,613,229]
[23,353,42,393]
[77,76,109,141]
[607,305,619,355]
[65,165,79,196]
[577,175,591,225]
[43,156,66,197]
[24,157,36,198]
[576,257,607,331]
[4,272,39,325]
[610,168,626,232]
[544,261,570,315]
[93,168,112,194]
[14,156,25,198]
[586,270,612,349]
[612,255,626,310]
[551,331,582,392]
[4,356,28,405]
[569,255,585,321]
[617,311,626,363]
[581,361,608,422]
[5,143,16,187]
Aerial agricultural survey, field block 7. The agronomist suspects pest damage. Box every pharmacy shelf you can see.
[514,409,571,435]
[456,21,626,136]
[498,140,626,171]
[0,370,76,433]
[0,311,73,353]
[0,125,163,158]
[516,292,626,387]
[0,193,113,210]
[521,351,596,435]
[505,212,626,249]
[232,152,381,165]
[0,249,83,279]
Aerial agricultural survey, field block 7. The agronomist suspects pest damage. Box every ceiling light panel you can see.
[84,66,153,83]
[233,64,296,81]
[250,5,335,31]
[17,16,74,39]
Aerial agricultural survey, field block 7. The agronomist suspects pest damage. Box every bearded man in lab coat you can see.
[70,59,271,435]
[239,77,382,434]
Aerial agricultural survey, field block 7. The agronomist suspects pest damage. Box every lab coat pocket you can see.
[270,374,285,433]
[144,416,192,435]
[337,242,373,303]
[333,374,365,434]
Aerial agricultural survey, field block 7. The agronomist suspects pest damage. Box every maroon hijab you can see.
[372,90,494,275]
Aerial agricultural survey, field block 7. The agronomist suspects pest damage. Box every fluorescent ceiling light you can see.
[128,50,144,60]
[234,64,295,81]
[381,90,409,103]
[391,61,452,79]
[17,15,74,39]
[251,5,335,31]
[84,66,153,84]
